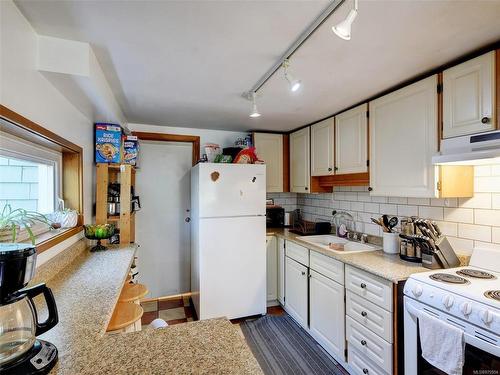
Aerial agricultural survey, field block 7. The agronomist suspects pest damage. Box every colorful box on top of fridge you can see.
[123,135,139,166]
[95,123,122,163]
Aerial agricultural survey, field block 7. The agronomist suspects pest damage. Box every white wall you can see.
[1,1,94,266]
[129,123,248,155]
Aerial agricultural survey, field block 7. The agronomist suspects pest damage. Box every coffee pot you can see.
[0,244,59,374]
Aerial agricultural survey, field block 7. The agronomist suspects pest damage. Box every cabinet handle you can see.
[361,339,367,346]
[360,283,367,289]
[328,167,332,172]
[363,369,369,374]
[301,271,306,276]
[481,117,490,124]
[304,187,308,191]
[361,311,367,317]
[368,187,373,192]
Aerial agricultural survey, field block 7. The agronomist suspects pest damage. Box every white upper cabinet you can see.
[443,51,495,138]
[335,104,368,175]
[311,118,335,176]
[290,127,310,193]
[370,75,438,197]
[254,133,283,192]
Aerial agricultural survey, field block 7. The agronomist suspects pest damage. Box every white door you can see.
[443,51,495,138]
[335,104,368,174]
[311,118,335,176]
[196,163,266,217]
[290,127,310,193]
[309,270,345,360]
[199,216,266,320]
[370,75,438,197]
[284,256,308,328]
[254,133,283,192]
[136,141,192,298]
[266,236,278,302]
[277,237,285,305]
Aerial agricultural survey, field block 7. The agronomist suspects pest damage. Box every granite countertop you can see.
[33,239,262,375]
[267,228,430,283]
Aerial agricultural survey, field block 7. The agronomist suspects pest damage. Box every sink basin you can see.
[296,235,380,254]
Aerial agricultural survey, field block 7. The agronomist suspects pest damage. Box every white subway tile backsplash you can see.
[379,204,398,215]
[398,205,418,217]
[363,223,381,236]
[458,223,491,242]
[492,194,500,209]
[474,165,491,176]
[431,198,458,207]
[491,165,500,176]
[474,209,500,226]
[459,193,492,209]
[475,176,500,193]
[388,197,408,204]
[357,192,371,202]
[444,208,474,223]
[473,241,500,252]
[492,227,500,244]
[363,203,380,214]
[419,206,444,221]
[434,221,458,237]
[350,201,364,211]
[371,196,388,203]
[408,198,430,206]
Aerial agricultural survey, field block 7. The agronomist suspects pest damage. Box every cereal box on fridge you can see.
[95,123,122,163]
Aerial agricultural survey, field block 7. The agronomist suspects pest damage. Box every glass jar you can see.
[0,297,36,365]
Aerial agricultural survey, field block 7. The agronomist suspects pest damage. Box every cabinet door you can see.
[284,257,308,328]
[290,127,310,193]
[277,237,285,305]
[266,236,278,302]
[311,118,335,176]
[335,104,368,174]
[370,75,438,197]
[443,51,495,138]
[309,270,345,360]
[254,133,283,192]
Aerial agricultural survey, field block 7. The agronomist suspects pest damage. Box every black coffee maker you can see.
[0,244,59,374]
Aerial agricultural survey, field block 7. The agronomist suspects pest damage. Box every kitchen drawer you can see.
[345,265,392,311]
[348,343,389,375]
[310,250,344,285]
[346,316,392,374]
[286,241,309,267]
[346,290,392,343]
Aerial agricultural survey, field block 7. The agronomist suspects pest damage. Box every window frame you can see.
[0,105,84,253]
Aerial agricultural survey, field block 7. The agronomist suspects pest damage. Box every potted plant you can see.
[0,204,53,245]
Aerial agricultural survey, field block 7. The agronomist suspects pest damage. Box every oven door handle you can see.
[405,301,419,318]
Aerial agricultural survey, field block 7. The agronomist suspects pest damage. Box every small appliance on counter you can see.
[266,205,284,228]
[399,218,460,269]
[0,244,59,374]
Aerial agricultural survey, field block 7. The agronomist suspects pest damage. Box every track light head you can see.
[282,59,302,92]
[332,0,358,40]
[249,92,261,118]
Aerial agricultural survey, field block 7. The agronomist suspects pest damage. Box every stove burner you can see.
[457,269,496,279]
[484,290,500,302]
[429,273,469,284]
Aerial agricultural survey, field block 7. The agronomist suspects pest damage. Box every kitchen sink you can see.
[296,235,381,254]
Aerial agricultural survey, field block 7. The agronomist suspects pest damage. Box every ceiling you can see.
[15,0,500,132]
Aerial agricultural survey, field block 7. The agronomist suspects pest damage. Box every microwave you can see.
[266,206,284,228]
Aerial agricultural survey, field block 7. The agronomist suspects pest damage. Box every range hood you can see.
[432,130,500,165]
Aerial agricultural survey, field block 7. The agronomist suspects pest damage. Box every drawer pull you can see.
[361,339,367,346]
[361,311,367,317]
[363,369,369,374]
[301,271,306,276]
[360,283,367,289]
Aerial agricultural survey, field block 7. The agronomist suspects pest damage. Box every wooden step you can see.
[107,302,143,331]
[119,283,149,303]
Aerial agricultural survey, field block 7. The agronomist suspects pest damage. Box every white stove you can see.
[403,248,500,375]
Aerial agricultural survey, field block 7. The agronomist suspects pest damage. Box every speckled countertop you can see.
[32,239,262,375]
[267,228,432,283]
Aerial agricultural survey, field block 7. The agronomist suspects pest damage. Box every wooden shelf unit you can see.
[96,164,136,245]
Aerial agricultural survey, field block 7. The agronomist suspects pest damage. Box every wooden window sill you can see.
[35,226,83,253]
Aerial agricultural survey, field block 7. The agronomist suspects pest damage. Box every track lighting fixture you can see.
[282,59,302,92]
[332,0,358,40]
[249,92,261,118]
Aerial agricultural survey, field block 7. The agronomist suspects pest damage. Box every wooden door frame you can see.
[131,131,200,166]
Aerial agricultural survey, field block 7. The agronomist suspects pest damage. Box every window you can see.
[0,132,61,215]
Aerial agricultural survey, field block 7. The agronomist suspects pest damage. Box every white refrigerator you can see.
[191,163,266,320]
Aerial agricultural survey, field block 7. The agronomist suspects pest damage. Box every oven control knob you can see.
[460,302,472,316]
[442,295,454,309]
[412,284,423,297]
[481,309,493,325]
